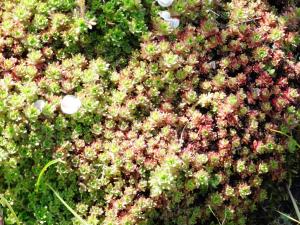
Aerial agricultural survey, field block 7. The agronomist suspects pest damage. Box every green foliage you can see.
[0,0,148,65]
[270,129,300,153]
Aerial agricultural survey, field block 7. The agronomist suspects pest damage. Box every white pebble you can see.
[33,100,46,112]
[159,11,171,20]
[60,95,81,115]
[209,61,216,70]
[165,18,180,29]
[157,0,174,7]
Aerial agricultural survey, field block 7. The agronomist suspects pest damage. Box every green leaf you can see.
[269,129,300,152]
[288,137,298,153]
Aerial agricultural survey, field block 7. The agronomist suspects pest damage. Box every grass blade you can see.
[0,206,3,225]
[286,185,300,221]
[35,159,63,192]
[0,194,21,225]
[276,210,300,224]
[46,184,89,225]
[208,205,222,225]
[269,129,291,138]
[269,129,300,149]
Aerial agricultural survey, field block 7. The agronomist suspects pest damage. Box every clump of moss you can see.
[92,3,299,222]
[0,0,149,66]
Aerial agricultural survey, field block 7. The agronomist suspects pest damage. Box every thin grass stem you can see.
[35,158,64,192]
[0,195,21,225]
[46,184,89,225]
[286,184,300,221]
[276,210,300,224]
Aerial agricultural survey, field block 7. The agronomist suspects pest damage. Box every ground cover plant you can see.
[0,0,299,224]
[0,0,149,66]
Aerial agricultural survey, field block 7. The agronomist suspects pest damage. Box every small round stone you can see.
[157,0,174,7]
[159,11,171,20]
[60,95,81,115]
[33,100,46,112]
[166,18,180,29]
